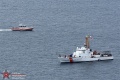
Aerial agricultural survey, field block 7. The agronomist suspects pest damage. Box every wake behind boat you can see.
[0,29,12,31]
[11,24,33,31]
[58,35,113,63]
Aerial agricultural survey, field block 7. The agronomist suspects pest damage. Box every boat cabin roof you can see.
[19,26,26,27]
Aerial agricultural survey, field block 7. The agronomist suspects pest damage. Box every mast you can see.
[85,35,90,49]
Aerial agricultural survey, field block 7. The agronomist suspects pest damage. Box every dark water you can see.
[0,0,120,80]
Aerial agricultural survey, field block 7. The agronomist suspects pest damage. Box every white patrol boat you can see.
[58,35,113,63]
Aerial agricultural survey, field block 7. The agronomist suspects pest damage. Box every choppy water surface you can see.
[0,0,120,80]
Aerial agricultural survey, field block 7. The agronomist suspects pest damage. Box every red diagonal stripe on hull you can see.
[69,57,73,63]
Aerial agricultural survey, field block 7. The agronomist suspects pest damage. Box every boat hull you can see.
[58,56,114,63]
[11,27,33,31]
